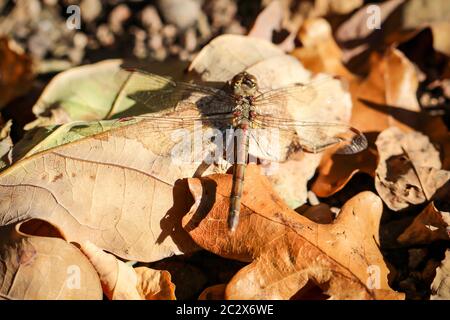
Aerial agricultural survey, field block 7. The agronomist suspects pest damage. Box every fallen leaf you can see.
[313,0,364,16]
[397,202,450,245]
[0,114,221,262]
[26,60,127,129]
[334,0,405,71]
[198,284,226,300]
[297,203,334,224]
[11,120,121,164]
[182,165,403,300]
[430,22,450,56]
[0,37,34,109]
[401,0,450,30]
[80,241,175,300]
[248,1,296,52]
[311,134,378,197]
[0,118,13,169]
[188,34,286,82]
[351,48,422,133]
[375,127,450,211]
[430,249,450,300]
[248,1,283,41]
[293,18,356,79]
[0,223,102,300]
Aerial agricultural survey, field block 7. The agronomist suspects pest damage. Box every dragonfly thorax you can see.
[230,72,259,97]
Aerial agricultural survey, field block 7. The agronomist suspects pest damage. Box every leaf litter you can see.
[0,0,449,300]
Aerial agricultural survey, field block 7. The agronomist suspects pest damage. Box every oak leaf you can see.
[375,127,450,211]
[182,165,404,300]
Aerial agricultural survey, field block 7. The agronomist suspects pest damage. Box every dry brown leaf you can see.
[310,42,449,197]
[80,241,175,300]
[188,34,286,82]
[430,22,450,56]
[0,37,34,109]
[248,1,296,52]
[182,165,404,300]
[0,115,216,262]
[293,18,356,79]
[297,203,334,224]
[0,223,102,300]
[311,134,378,197]
[198,284,226,300]
[334,0,405,69]
[248,1,283,41]
[0,119,13,168]
[397,202,450,245]
[353,48,450,169]
[431,250,450,300]
[375,127,450,211]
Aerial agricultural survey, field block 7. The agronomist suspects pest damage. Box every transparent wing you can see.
[115,69,236,117]
[112,112,234,131]
[252,117,367,155]
[253,76,336,117]
[109,113,235,176]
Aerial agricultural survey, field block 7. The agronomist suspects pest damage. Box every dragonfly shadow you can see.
[358,98,425,129]
[155,177,217,248]
[111,76,232,121]
[183,178,218,233]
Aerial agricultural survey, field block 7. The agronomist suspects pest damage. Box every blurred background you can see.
[0,0,447,69]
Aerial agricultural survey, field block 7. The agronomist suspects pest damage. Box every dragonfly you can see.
[112,69,368,232]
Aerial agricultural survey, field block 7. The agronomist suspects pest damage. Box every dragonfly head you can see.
[231,72,258,97]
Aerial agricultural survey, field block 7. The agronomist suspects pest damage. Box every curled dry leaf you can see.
[397,202,450,246]
[189,34,353,208]
[0,223,102,300]
[302,23,441,187]
[307,41,441,199]
[430,250,450,300]
[352,47,450,170]
[291,18,373,197]
[182,165,404,300]
[80,241,175,300]
[375,127,450,211]
[0,37,34,109]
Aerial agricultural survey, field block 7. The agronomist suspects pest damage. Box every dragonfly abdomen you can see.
[228,124,250,232]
